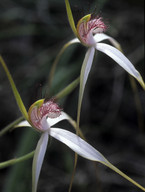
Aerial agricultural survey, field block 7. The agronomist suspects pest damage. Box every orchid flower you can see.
[0,56,145,192]
[64,0,145,128]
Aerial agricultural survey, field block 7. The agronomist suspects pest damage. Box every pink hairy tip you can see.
[89,17,107,33]
[39,100,61,119]
[78,16,107,46]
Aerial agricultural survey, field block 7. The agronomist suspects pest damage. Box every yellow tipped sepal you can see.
[0,55,29,121]
[65,0,77,37]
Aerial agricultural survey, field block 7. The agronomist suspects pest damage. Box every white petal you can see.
[47,112,70,127]
[17,120,31,127]
[77,47,95,124]
[50,128,108,163]
[94,33,121,50]
[50,128,145,191]
[32,132,48,192]
[97,43,144,86]
[80,47,95,95]
[69,38,80,44]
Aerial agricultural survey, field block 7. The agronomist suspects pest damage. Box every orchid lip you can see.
[28,99,62,132]
[77,14,107,46]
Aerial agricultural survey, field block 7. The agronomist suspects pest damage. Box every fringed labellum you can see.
[28,99,61,132]
[77,14,107,46]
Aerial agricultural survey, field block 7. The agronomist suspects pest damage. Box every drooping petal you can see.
[50,128,107,163]
[32,132,48,192]
[50,128,145,191]
[94,33,121,51]
[77,47,95,127]
[0,56,29,121]
[97,43,145,89]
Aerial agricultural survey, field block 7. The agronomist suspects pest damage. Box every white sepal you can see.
[50,128,108,163]
[78,47,95,122]
[32,132,49,192]
[97,43,145,88]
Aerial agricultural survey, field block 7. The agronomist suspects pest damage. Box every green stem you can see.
[0,151,34,169]
[129,76,144,132]
[48,39,79,91]
[0,116,24,137]
[55,77,80,100]
[68,153,78,192]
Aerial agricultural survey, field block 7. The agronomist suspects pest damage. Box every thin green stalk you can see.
[129,76,144,132]
[48,39,79,91]
[55,77,80,100]
[0,116,24,137]
[68,153,78,192]
[0,151,34,169]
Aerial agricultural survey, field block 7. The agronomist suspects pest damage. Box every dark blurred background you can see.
[0,0,144,192]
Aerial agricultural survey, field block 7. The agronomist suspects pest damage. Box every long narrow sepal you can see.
[32,132,48,192]
[65,0,78,37]
[96,43,145,89]
[50,128,107,162]
[50,128,145,191]
[77,47,95,129]
[0,55,29,120]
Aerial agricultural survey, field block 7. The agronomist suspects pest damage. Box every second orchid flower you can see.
[64,0,145,127]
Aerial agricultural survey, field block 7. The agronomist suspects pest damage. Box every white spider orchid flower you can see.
[17,98,145,192]
[0,56,112,192]
[17,99,110,192]
[64,0,145,126]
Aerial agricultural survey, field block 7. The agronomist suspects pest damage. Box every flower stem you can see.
[55,77,80,100]
[0,151,34,169]
[68,153,78,192]
[0,116,24,137]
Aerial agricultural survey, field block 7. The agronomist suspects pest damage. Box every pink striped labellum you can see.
[77,14,107,46]
[28,99,61,132]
